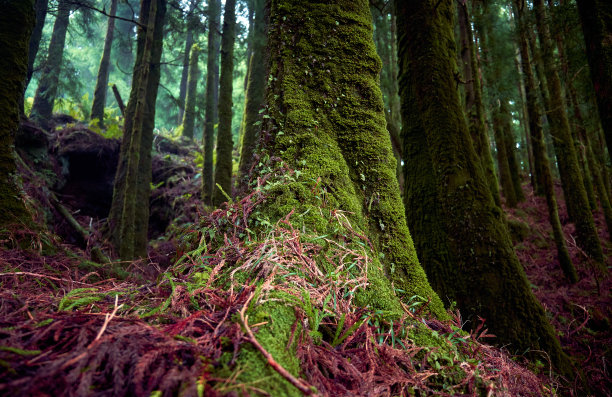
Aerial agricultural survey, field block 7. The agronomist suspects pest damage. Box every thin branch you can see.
[66,1,146,29]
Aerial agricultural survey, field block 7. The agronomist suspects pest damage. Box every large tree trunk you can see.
[513,0,577,282]
[576,0,612,158]
[397,0,572,376]
[31,0,70,127]
[212,0,236,206]
[0,0,35,230]
[108,0,166,260]
[533,0,605,266]
[180,44,200,139]
[237,0,266,185]
[202,0,221,204]
[91,0,119,128]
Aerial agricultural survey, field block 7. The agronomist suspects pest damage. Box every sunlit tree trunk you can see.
[397,0,572,376]
[180,44,200,139]
[202,0,221,204]
[212,0,236,206]
[0,0,35,230]
[31,0,70,126]
[91,0,119,128]
[237,0,266,185]
[513,0,577,282]
[533,0,605,266]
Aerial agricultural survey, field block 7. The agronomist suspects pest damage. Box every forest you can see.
[0,0,610,395]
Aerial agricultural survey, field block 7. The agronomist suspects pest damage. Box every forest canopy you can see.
[0,0,611,396]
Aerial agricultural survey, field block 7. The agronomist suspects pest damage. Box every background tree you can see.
[91,0,119,127]
[24,0,49,109]
[31,0,71,126]
[202,0,221,204]
[397,0,572,376]
[176,0,198,124]
[212,0,236,206]
[108,0,166,260]
[180,44,200,139]
[0,0,35,230]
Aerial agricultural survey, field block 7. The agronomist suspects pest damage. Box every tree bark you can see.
[177,0,197,124]
[0,0,35,230]
[533,0,605,266]
[397,0,572,376]
[212,0,236,206]
[202,0,221,204]
[24,0,48,99]
[91,0,119,128]
[31,0,70,127]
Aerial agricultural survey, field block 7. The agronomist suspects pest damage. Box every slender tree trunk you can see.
[212,0,236,206]
[237,0,266,185]
[533,0,605,266]
[115,0,136,76]
[181,44,200,139]
[31,0,70,126]
[91,0,119,127]
[0,0,35,229]
[202,0,221,204]
[24,0,48,101]
[397,0,573,377]
[177,0,197,124]
[513,0,577,282]
[575,0,612,158]
[108,0,166,260]
[493,105,518,207]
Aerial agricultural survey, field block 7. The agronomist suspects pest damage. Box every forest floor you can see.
[0,122,610,396]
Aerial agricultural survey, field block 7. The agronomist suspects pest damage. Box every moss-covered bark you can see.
[181,44,199,140]
[397,0,573,376]
[238,0,447,391]
[576,0,612,158]
[91,0,118,128]
[202,0,221,204]
[108,0,166,260]
[212,0,236,206]
[533,0,605,266]
[0,0,35,229]
[513,1,577,282]
[31,0,70,126]
[238,0,267,185]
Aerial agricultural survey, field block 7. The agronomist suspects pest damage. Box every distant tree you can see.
[513,0,577,282]
[24,0,49,106]
[0,0,35,230]
[108,0,167,260]
[202,0,221,204]
[177,0,198,124]
[396,0,572,376]
[237,0,266,184]
[533,0,605,266]
[114,0,137,75]
[212,0,236,206]
[180,44,200,139]
[31,0,71,126]
[575,0,612,158]
[91,0,119,127]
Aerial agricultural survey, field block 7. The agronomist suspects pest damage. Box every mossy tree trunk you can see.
[181,44,200,140]
[177,0,197,125]
[108,0,166,260]
[0,0,35,230]
[31,0,70,127]
[397,0,572,376]
[533,0,605,266]
[212,0,236,206]
[24,0,48,104]
[202,0,221,204]
[576,0,612,158]
[513,0,577,283]
[243,1,448,390]
[237,0,266,185]
[91,0,119,128]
